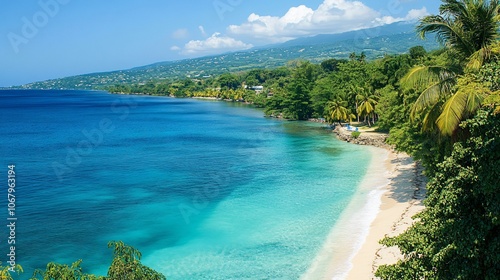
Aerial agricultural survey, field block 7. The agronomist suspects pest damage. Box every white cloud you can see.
[172,28,189,39]
[404,7,429,21]
[199,25,207,37]
[182,33,253,55]
[170,45,181,51]
[228,0,429,43]
[374,7,428,25]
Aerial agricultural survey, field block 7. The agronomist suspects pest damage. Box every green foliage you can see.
[351,131,361,139]
[477,60,500,91]
[31,260,103,280]
[409,46,427,60]
[106,241,165,280]
[30,242,165,280]
[417,0,500,61]
[265,62,317,120]
[404,0,500,136]
[436,76,487,135]
[217,73,241,90]
[356,87,378,126]
[320,58,347,72]
[374,85,401,131]
[376,109,500,279]
[0,263,23,280]
[325,99,352,124]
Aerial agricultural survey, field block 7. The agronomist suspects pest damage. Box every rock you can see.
[333,126,392,149]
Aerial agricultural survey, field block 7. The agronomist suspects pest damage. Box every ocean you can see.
[0,90,381,279]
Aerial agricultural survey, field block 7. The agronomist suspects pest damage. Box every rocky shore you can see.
[333,126,391,149]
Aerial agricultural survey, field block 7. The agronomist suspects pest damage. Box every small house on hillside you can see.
[250,86,264,93]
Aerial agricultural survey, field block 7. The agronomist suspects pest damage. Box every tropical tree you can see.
[217,73,240,90]
[356,87,378,126]
[325,99,353,124]
[404,0,500,136]
[106,241,165,280]
[30,242,166,280]
[345,84,361,122]
[418,0,500,67]
[376,109,500,279]
[349,52,357,61]
[31,260,102,280]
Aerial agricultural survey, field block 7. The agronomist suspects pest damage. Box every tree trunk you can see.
[356,102,359,122]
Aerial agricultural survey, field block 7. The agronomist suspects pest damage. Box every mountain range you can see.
[15,21,439,90]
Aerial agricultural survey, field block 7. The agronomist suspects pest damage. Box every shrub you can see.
[351,131,361,139]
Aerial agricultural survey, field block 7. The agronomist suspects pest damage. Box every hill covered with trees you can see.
[14,22,438,90]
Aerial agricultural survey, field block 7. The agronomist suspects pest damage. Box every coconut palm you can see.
[404,0,500,135]
[326,99,352,125]
[419,0,500,60]
[356,88,378,126]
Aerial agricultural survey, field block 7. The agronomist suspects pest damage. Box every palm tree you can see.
[404,0,500,135]
[356,88,378,126]
[359,52,366,62]
[326,99,352,125]
[349,52,357,61]
[418,0,500,67]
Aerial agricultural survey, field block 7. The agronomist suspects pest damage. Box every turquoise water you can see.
[0,90,372,279]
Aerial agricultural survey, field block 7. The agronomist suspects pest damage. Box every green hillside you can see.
[15,22,439,90]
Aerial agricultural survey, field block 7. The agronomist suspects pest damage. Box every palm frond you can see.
[466,47,491,70]
[436,90,468,136]
[440,0,467,18]
[466,90,485,113]
[401,65,456,90]
[410,82,441,119]
[422,101,443,133]
[466,41,500,70]
[410,75,457,119]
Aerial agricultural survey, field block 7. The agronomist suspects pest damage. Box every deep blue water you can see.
[0,90,372,279]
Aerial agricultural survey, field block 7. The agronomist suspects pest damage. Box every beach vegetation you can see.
[402,0,500,136]
[29,241,166,280]
[375,0,500,278]
[376,109,500,279]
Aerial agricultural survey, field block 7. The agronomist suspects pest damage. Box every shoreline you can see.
[302,127,426,279]
[345,151,425,279]
[301,146,391,280]
[333,128,426,279]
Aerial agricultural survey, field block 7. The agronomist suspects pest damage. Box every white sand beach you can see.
[301,141,426,280]
[345,150,426,279]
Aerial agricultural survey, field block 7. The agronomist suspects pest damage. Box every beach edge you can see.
[344,149,426,279]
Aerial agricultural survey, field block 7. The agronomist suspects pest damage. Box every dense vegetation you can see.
[107,49,430,125]
[374,1,500,279]
[0,241,166,280]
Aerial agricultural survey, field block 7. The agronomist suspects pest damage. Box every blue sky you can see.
[0,0,440,87]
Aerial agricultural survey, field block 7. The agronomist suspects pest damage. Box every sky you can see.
[0,0,440,87]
